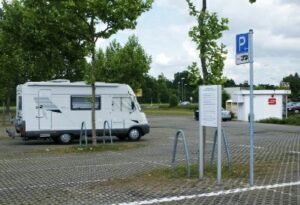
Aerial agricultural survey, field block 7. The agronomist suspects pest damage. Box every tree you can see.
[186,0,229,85]
[186,0,229,169]
[95,36,152,91]
[282,73,300,101]
[0,0,88,111]
[68,1,153,145]
[157,74,172,103]
[223,78,236,87]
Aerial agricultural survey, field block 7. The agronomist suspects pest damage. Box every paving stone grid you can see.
[0,116,299,204]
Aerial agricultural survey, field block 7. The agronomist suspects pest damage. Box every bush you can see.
[169,95,178,107]
[259,115,300,126]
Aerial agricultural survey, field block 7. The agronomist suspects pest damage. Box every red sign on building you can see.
[268,97,276,105]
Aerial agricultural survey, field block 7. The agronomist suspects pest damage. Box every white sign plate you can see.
[200,85,219,127]
[236,53,249,65]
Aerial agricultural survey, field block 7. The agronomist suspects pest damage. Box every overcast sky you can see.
[98,0,300,85]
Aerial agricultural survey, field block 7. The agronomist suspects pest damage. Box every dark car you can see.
[288,102,300,113]
[194,108,232,121]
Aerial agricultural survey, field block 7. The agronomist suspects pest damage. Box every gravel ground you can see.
[0,116,299,204]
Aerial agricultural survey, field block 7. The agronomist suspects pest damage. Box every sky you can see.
[97,0,300,85]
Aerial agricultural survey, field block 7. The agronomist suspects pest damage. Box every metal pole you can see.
[199,87,204,178]
[249,29,255,186]
[217,85,222,185]
[184,84,187,102]
[181,77,184,102]
[178,82,180,101]
[285,95,288,119]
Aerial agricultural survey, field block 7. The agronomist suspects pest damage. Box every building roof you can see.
[233,90,291,95]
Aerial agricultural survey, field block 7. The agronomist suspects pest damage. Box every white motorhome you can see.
[15,80,149,144]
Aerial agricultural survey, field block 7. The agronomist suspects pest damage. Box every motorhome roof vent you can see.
[49,79,70,83]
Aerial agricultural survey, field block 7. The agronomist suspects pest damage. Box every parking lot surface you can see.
[0,116,299,204]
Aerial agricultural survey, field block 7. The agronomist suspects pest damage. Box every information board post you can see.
[198,85,222,184]
[249,29,254,186]
[217,86,222,184]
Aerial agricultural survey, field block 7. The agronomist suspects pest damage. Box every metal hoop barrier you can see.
[171,130,191,177]
[210,128,232,171]
[80,121,88,146]
[103,120,113,144]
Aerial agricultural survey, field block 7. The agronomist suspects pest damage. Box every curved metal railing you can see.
[80,121,88,146]
[171,130,191,177]
[103,120,113,144]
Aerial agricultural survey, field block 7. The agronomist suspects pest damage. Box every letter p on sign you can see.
[236,33,249,54]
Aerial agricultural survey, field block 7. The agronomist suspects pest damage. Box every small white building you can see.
[232,90,291,121]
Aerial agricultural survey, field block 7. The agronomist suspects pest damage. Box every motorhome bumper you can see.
[139,124,150,135]
[15,120,25,135]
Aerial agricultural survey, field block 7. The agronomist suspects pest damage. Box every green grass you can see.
[141,161,280,180]
[142,104,197,116]
[146,164,246,179]
[259,115,300,126]
[34,143,146,154]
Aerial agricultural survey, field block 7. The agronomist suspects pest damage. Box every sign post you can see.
[236,30,255,186]
[199,85,222,184]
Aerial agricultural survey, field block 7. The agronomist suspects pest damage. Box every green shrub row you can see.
[259,115,300,126]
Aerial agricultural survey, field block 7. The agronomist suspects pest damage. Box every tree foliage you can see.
[186,0,229,85]
[282,73,300,101]
[94,36,151,91]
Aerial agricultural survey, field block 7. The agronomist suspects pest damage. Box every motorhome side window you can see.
[71,96,101,110]
[112,97,133,112]
[18,96,22,110]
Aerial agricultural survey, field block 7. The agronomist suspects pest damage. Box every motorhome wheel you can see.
[58,134,72,144]
[128,128,141,141]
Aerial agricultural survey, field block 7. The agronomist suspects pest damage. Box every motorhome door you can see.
[112,96,132,128]
[35,89,52,130]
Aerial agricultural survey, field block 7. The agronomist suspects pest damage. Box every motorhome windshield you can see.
[134,97,142,111]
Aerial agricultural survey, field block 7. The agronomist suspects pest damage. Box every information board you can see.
[199,85,220,127]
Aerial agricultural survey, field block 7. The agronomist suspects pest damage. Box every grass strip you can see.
[35,143,146,154]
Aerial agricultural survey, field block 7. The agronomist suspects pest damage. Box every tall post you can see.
[178,82,180,101]
[199,87,204,178]
[184,84,187,102]
[285,95,288,119]
[249,29,254,186]
[181,77,185,101]
[217,86,222,185]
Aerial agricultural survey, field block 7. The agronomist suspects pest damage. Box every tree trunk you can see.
[91,48,97,146]
[200,0,208,85]
[5,90,11,115]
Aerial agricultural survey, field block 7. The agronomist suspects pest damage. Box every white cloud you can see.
[155,53,173,65]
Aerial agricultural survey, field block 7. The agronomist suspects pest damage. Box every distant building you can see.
[231,90,291,121]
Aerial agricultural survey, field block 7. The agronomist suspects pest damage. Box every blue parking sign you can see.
[236,33,249,54]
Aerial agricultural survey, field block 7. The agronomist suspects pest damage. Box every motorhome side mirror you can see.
[131,102,135,110]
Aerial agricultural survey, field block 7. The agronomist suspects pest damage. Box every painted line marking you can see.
[169,139,264,150]
[289,151,300,154]
[116,181,300,205]
[207,140,264,149]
